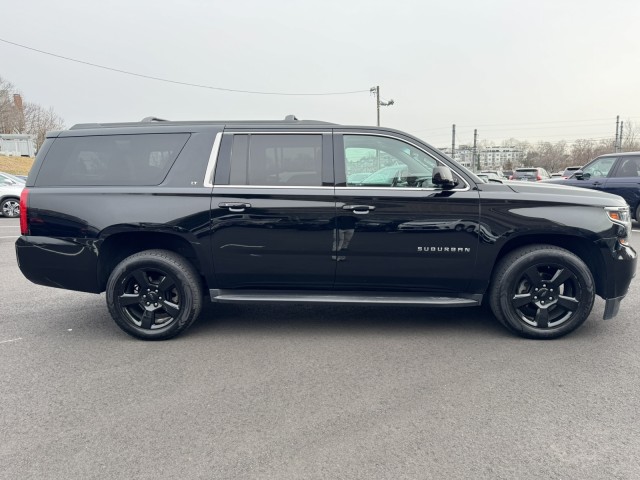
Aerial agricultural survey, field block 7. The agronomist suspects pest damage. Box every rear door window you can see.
[229,134,322,187]
[612,156,640,178]
[35,133,190,186]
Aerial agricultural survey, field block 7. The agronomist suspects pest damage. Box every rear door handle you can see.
[219,202,251,213]
[342,204,376,214]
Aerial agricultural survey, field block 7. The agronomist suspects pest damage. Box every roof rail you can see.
[284,115,299,121]
[141,116,169,122]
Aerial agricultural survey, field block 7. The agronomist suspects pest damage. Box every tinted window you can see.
[36,134,190,186]
[613,156,640,178]
[513,169,537,178]
[229,134,322,186]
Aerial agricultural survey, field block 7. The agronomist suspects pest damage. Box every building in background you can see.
[0,134,37,157]
[440,145,524,171]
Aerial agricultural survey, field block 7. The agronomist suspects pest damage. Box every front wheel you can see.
[106,249,203,340]
[489,245,595,339]
[1,198,20,218]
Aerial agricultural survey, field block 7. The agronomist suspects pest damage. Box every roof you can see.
[596,151,640,157]
[70,115,337,130]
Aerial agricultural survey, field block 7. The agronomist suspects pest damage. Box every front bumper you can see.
[603,296,624,320]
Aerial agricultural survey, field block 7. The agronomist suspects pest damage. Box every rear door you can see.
[210,129,336,289]
[603,155,640,215]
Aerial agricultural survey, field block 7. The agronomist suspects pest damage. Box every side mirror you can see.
[573,170,584,180]
[432,166,457,189]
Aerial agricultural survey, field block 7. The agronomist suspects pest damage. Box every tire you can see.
[489,245,595,339]
[1,198,20,218]
[106,249,203,340]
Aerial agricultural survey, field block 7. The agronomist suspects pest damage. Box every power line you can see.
[413,116,640,133]
[0,37,370,96]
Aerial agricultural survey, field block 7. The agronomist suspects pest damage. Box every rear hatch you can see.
[512,169,539,181]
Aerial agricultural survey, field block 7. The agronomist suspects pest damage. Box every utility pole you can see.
[473,129,478,172]
[451,124,456,160]
[615,115,620,152]
[619,121,624,152]
[370,86,394,126]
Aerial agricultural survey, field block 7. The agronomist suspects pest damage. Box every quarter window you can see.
[229,134,322,186]
[36,134,190,186]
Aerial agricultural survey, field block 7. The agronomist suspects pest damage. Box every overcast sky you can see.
[1,0,639,147]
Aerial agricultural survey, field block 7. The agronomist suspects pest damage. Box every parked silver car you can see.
[0,172,24,218]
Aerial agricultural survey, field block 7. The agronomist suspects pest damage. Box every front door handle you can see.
[342,204,376,215]
[219,202,251,213]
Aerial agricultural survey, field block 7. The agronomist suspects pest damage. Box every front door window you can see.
[344,135,457,189]
[583,157,616,179]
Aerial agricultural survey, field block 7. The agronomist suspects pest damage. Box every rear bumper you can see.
[15,236,101,293]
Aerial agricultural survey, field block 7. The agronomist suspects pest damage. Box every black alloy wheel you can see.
[106,249,203,340]
[490,245,595,339]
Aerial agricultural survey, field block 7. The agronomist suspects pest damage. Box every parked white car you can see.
[0,172,24,218]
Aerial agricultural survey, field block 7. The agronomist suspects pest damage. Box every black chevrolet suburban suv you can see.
[15,117,637,340]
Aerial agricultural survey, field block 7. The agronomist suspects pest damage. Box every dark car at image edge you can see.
[546,152,640,220]
[14,116,637,340]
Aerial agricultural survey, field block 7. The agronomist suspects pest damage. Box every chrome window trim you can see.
[335,185,470,192]
[214,185,334,190]
[222,131,331,135]
[214,131,328,188]
[339,131,471,192]
[203,132,222,188]
[208,130,471,192]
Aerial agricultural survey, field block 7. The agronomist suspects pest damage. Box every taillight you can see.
[536,175,542,181]
[509,175,513,180]
[19,188,29,235]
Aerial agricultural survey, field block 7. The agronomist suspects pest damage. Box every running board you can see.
[209,289,481,307]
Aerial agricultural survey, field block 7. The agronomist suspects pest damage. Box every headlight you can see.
[605,206,632,246]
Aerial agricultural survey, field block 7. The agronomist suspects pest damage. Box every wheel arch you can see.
[97,231,206,292]
[490,234,606,298]
[0,195,20,204]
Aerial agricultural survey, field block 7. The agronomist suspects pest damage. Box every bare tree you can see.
[569,139,596,167]
[22,102,65,149]
[0,75,65,149]
[0,76,22,134]
[621,120,640,152]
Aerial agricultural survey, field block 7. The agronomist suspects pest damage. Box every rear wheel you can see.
[106,249,203,340]
[1,198,19,218]
[489,245,595,339]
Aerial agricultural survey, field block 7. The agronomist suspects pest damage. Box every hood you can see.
[502,181,627,208]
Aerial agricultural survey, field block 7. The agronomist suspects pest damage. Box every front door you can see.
[603,155,640,215]
[564,155,617,191]
[333,132,481,293]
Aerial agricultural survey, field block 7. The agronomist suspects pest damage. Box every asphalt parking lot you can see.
[1,216,640,480]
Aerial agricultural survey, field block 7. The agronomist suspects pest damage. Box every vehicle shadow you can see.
[190,301,511,339]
